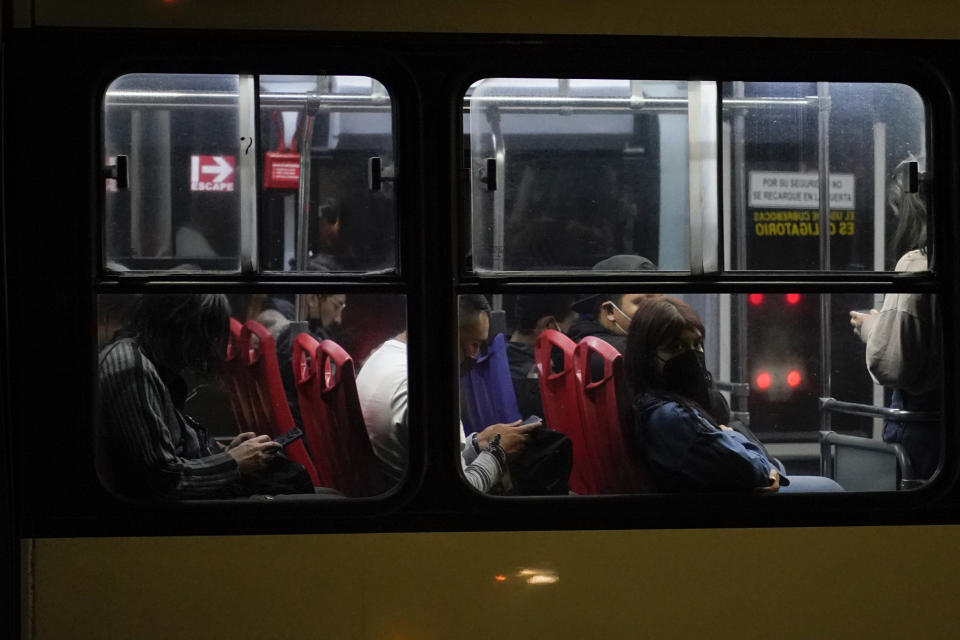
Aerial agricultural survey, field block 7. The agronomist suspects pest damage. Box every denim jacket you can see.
[630,392,777,492]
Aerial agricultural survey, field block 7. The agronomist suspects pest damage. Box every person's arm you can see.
[644,402,773,491]
[861,293,934,393]
[100,343,243,499]
[462,436,507,493]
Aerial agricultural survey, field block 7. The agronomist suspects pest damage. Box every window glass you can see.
[96,293,407,500]
[259,75,397,273]
[465,79,692,272]
[723,82,927,271]
[104,74,244,272]
[457,292,940,495]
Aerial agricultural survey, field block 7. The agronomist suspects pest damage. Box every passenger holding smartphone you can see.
[850,158,940,479]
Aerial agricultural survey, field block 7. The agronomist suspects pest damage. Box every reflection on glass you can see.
[465,79,690,272]
[258,75,397,273]
[722,82,926,271]
[104,74,242,272]
[95,293,406,501]
[459,292,941,496]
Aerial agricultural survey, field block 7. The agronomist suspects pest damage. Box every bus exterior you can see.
[3,1,960,638]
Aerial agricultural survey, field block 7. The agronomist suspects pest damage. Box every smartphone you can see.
[522,415,542,426]
[274,426,304,447]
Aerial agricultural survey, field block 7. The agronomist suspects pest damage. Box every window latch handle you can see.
[104,155,129,190]
[368,156,396,192]
[479,157,497,191]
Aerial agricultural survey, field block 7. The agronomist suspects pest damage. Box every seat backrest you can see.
[224,318,257,433]
[573,336,640,494]
[293,333,384,496]
[536,329,595,494]
[459,333,522,435]
[819,431,904,492]
[238,320,321,487]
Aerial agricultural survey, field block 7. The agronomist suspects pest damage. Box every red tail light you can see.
[756,372,772,390]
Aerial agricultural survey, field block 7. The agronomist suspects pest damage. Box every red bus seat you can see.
[234,320,321,487]
[293,333,385,496]
[223,318,257,434]
[535,329,596,494]
[573,336,640,494]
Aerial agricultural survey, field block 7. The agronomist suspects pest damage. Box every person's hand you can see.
[719,424,733,431]
[849,309,878,335]
[228,434,281,475]
[225,432,256,451]
[757,468,781,493]
[478,420,540,455]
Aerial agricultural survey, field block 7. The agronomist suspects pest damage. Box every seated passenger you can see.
[623,296,841,493]
[262,293,346,426]
[356,296,537,492]
[567,254,659,356]
[97,294,312,500]
[506,294,577,419]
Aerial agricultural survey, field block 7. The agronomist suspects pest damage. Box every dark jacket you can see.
[567,319,626,382]
[506,341,543,420]
[627,392,776,492]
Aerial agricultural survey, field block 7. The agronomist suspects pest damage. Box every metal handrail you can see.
[105,89,817,113]
[819,397,940,423]
[713,380,750,397]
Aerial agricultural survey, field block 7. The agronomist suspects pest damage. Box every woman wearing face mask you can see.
[624,297,842,493]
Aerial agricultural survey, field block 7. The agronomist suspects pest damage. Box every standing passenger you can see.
[850,158,940,479]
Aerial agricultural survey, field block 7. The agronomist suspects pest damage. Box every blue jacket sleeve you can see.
[644,401,773,491]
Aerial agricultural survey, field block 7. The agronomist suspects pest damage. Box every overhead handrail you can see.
[105,89,819,113]
[819,397,940,423]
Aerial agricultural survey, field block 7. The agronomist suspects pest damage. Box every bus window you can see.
[458,292,941,495]
[104,74,246,272]
[103,73,397,275]
[722,82,927,272]
[464,78,694,272]
[259,75,397,273]
[95,293,407,500]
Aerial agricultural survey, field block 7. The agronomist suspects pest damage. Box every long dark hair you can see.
[889,158,928,259]
[624,296,705,399]
[131,294,231,374]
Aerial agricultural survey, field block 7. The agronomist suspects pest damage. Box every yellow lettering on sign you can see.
[752,211,855,237]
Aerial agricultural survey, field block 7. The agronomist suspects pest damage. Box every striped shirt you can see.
[97,339,244,500]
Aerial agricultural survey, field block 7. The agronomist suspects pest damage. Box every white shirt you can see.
[356,339,409,484]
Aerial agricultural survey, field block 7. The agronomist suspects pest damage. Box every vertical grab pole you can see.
[294,92,318,321]
[490,111,506,314]
[817,82,833,432]
[731,82,749,414]
[872,122,888,438]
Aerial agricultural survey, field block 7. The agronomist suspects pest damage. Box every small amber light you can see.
[494,575,507,582]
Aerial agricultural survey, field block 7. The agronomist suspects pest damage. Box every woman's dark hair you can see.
[132,294,231,374]
[889,160,929,258]
[624,296,705,397]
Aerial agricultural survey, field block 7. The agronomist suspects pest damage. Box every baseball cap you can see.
[571,255,657,314]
